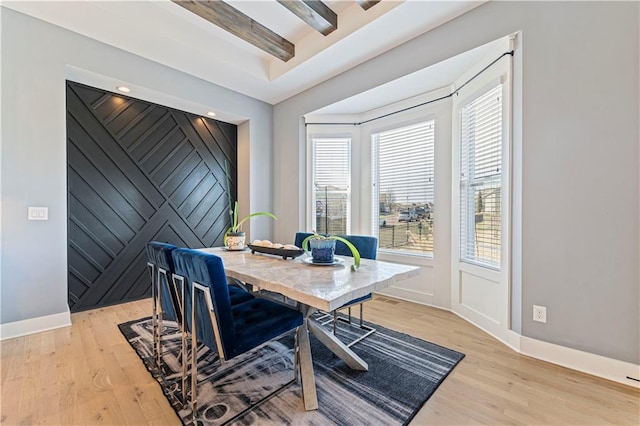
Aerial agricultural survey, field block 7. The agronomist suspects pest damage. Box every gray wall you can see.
[0,8,274,324]
[273,1,639,364]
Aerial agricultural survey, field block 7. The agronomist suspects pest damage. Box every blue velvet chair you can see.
[172,248,304,423]
[295,232,378,346]
[169,254,254,404]
[146,241,254,396]
[146,241,181,371]
[146,242,254,334]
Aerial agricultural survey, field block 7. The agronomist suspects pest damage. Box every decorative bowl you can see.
[247,244,305,260]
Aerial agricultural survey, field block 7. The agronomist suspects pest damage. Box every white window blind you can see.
[312,138,351,234]
[372,121,435,256]
[460,84,503,268]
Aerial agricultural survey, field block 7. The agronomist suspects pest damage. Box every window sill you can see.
[377,250,434,267]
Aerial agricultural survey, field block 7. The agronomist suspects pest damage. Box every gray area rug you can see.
[119,315,464,425]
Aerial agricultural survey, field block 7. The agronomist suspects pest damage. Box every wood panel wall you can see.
[66,81,237,312]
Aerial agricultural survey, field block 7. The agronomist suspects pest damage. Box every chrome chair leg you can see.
[293,327,300,382]
[320,303,376,347]
[156,268,165,371]
[147,262,159,370]
[188,282,300,423]
[173,275,188,406]
[191,284,198,424]
[336,303,376,348]
[190,283,227,422]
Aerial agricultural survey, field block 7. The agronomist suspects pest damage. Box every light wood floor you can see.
[1,296,638,425]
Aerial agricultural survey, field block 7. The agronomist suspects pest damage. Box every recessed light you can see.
[116,86,130,93]
[206,112,216,117]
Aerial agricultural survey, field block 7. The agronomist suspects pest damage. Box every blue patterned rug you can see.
[119,315,464,425]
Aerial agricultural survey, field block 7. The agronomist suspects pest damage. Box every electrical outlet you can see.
[533,305,547,323]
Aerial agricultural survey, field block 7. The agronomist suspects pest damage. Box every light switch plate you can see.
[28,206,48,221]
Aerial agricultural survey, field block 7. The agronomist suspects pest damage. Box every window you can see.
[459,84,502,268]
[311,138,351,234]
[372,121,435,256]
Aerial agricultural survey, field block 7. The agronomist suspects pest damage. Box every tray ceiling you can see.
[3,0,486,104]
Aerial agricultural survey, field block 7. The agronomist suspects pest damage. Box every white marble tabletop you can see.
[197,247,420,311]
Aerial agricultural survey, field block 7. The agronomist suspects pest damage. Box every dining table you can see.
[197,246,420,411]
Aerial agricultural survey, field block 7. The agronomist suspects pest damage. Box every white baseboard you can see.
[0,310,71,341]
[377,287,434,306]
[389,295,639,389]
[517,334,640,389]
[505,329,521,352]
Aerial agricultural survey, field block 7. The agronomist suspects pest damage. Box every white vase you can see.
[226,232,246,250]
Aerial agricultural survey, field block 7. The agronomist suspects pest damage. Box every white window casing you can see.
[372,121,435,257]
[311,137,351,235]
[459,84,503,269]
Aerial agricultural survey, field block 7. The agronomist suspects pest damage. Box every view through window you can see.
[312,137,351,235]
[460,84,503,268]
[372,121,435,256]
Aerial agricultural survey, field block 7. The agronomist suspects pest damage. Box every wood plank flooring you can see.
[1,296,638,425]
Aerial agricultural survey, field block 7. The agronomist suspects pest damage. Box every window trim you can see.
[306,88,449,267]
[305,127,358,233]
[452,72,511,279]
[311,136,352,235]
[458,82,504,270]
[370,118,436,258]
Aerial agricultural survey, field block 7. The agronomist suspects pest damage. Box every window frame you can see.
[306,90,448,267]
[458,82,504,270]
[305,127,359,234]
[452,72,511,278]
[370,118,437,258]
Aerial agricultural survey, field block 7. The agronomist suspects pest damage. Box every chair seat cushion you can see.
[228,285,254,305]
[231,298,303,357]
[340,293,372,308]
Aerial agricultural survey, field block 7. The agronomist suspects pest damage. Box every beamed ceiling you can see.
[172,1,386,62]
[3,0,487,105]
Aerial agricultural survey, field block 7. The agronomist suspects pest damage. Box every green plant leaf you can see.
[302,233,361,270]
[301,235,313,252]
[233,201,239,231]
[301,232,329,252]
[235,211,278,231]
[330,236,361,271]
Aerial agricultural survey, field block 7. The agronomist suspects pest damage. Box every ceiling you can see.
[311,35,505,116]
[4,0,487,106]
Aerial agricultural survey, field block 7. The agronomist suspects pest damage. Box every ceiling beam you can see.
[277,1,337,36]
[172,0,295,62]
[356,0,381,11]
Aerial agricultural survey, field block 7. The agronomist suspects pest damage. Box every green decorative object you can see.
[224,161,277,248]
[301,232,361,271]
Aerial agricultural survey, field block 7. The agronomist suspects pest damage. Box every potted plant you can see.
[224,160,277,250]
[224,200,277,250]
[301,232,361,271]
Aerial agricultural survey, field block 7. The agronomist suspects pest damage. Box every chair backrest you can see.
[145,241,179,321]
[294,232,378,260]
[172,248,236,357]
